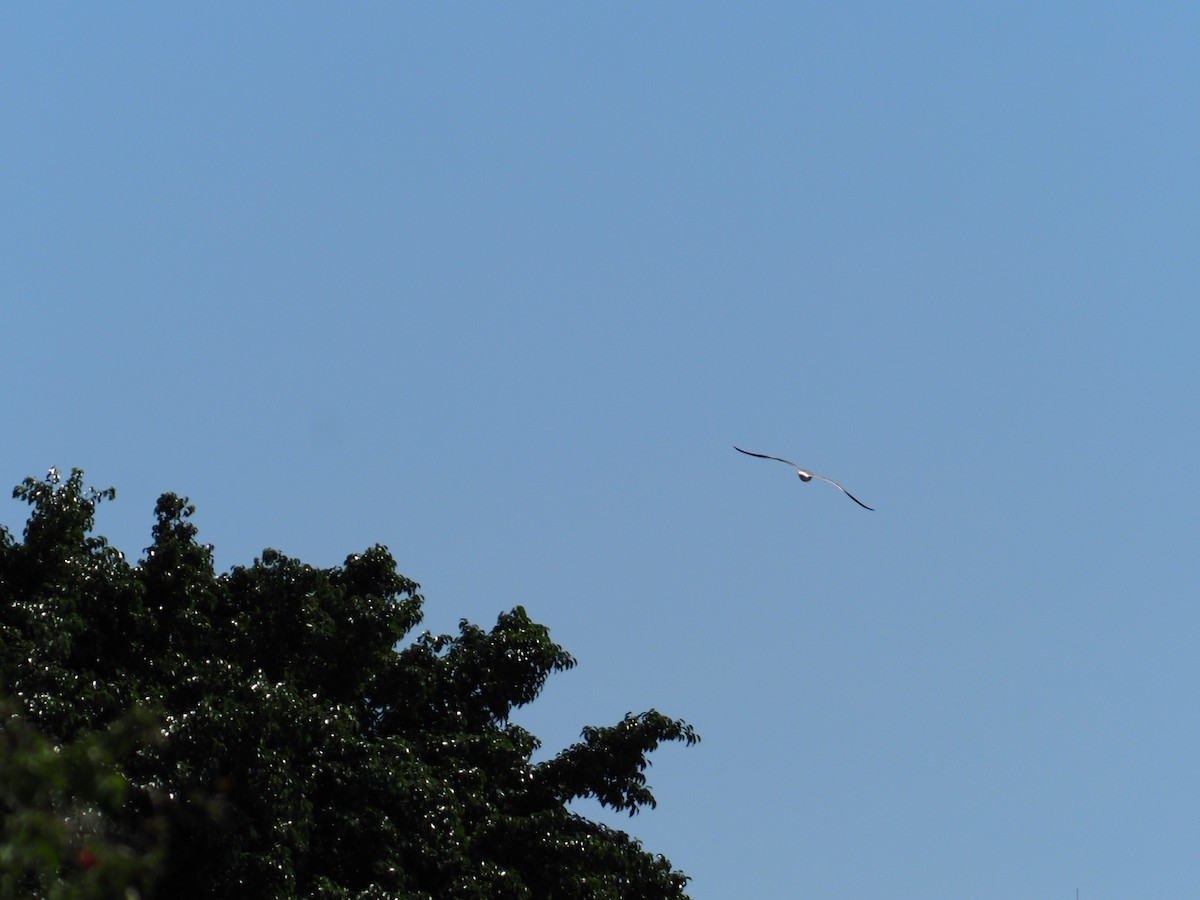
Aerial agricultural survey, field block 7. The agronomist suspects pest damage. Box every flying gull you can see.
[734,446,874,510]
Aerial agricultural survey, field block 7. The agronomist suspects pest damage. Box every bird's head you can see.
[797,472,813,482]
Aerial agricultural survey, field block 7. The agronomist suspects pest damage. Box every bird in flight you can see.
[734,446,874,510]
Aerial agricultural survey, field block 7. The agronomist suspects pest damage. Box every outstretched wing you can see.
[733,446,802,469]
[810,473,874,511]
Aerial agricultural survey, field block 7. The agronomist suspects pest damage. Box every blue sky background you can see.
[4,5,1199,898]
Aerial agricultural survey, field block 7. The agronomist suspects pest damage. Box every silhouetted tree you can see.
[0,468,698,898]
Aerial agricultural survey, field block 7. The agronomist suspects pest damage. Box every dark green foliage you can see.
[0,469,698,898]
[0,698,164,899]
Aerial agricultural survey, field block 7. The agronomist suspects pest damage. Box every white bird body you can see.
[734,446,874,511]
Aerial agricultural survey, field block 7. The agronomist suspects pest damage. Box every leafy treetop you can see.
[0,468,698,899]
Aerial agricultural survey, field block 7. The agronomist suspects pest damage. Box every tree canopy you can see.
[0,468,698,899]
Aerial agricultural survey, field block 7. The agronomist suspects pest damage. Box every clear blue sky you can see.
[4,5,1199,898]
